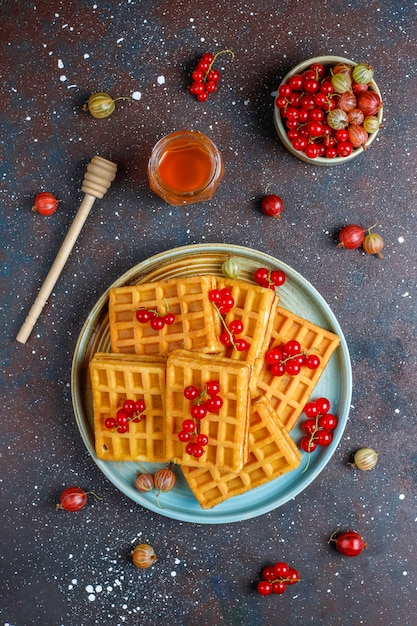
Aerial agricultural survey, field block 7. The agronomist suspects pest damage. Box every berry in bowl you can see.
[273,56,383,165]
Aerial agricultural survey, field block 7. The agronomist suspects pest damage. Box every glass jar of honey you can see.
[147,130,224,206]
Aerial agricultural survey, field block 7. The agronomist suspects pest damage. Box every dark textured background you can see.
[1,1,416,625]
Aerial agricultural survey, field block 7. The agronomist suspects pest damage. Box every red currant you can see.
[270,363,285,377]
[104,417,116,430]
[196,433,209,446]
[261,566,276,581]
[257,580,272,596]
[234,338,249,351]
[185,442,204,457]
[178,430,191,442]
[228,320,244,335]
[265,348,283,365]
[271,581,287,594]
[278,83,292,97]
[205,380,220,396]
[273,562,289,578]
[304,401,318,418]
[285,360,301,376]
[300,436,317,453]
[206,69,220,82]
[163,312,176,325]
[318,414,338,431]
[286,568,300,584]
[270,270,286,287]
[254,267,270,286]
[336,141,353,157]
[136,309,152,323]
[292,136,308,152]
[116,409,129,427]
[314,430,333,446]
[184,385,199,400]
[206,395,223,412]
[191,69,204,81]
[285,339,301,355]
[288,74,303,90]
[123,399,135,414]
[315,397,331,414]
[134,400,146,413]
[220,331,232,346]
[304,142,319,159]
[190,404,207,420]
[205,81,217,93]
[218,296,235,314]
[208,289,221,302]
[182,419,196,433]
[306,354,321,370]
[303,419,318,435]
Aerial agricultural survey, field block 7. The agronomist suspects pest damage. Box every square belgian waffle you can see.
[215,277,278,394]
[181,396,301,509]
[89,353,169,463]
[252,306,340,431]
[165,349,252,473]
[108,275,222,356]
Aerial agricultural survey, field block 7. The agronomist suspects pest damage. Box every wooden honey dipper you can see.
[16,155,117,344]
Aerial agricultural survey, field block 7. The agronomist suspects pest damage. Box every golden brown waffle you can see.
[252,306,340,431]
[214,278,278,394]
[181,396,301,509]
[165,349,252,472]
[89,353,169,463]
[108,275,222,356]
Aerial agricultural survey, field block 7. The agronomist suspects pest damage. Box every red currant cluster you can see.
[177,381,223,458]
[104,399,146,434]
[254,267,286,289]
[188,50,234,102]
[276,61,379,159]
[136,306,175,331]
[257,561,300,596]
[265,339,320,377]
[208,288,249,352]
[299,397,338,454]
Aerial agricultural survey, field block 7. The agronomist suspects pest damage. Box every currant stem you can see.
[212,303,239,351]
[205,49,234,81]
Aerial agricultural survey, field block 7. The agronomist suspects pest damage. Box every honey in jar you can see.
[147,130,224,206]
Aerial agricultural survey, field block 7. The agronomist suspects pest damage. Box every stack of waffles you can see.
[89,274,340,509]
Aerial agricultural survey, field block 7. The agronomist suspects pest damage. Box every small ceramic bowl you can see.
[273,55,383,166]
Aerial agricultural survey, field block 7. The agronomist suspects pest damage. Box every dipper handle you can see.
[16,156,117,344]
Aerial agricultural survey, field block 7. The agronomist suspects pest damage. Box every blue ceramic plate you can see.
[71,244,351,524]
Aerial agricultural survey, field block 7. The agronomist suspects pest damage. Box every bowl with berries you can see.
[273,55,383,165]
